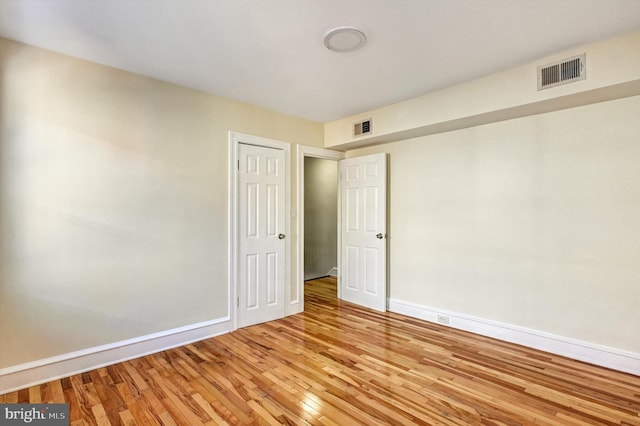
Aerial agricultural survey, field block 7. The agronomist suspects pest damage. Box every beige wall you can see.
[303,157,338,280]
[348,95,640,353]
[326,30,640,149]
[0,38,323,369]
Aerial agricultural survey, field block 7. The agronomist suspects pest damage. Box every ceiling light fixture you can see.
[323,26,367,52]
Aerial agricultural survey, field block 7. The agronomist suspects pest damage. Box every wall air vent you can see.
[353,118,372,137]
[537,54,586,90]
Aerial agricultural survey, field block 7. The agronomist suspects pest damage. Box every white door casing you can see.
[236,141,287,328]
[340,153,387,312]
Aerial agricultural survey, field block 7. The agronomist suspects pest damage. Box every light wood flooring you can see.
[1,276,639,425]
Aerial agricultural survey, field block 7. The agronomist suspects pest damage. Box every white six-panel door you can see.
[340,153,387,312]
[237,143,286,327]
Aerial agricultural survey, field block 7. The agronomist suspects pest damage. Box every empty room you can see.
[1,1,640,424]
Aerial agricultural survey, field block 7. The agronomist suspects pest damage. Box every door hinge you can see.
[238,160,240,170]
[237,297,239,308]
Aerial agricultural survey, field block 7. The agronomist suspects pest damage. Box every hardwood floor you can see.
[2,276,639,425]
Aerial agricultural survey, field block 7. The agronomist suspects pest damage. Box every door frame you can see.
[295,145,345,314]
[229,131,291,331]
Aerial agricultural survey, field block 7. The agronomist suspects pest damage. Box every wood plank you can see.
[1,277,639,425]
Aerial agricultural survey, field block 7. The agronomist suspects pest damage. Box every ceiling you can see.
[1,0,640,123]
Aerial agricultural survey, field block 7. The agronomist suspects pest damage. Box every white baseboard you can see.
[4,302,637,395]
[388,298,640,376]
[327,267,338,277]
[0,317,232,394]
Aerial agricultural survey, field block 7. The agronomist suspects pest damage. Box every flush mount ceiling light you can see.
[323,26,367,52]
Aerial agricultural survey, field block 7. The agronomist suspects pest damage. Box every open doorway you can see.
[296,145,344,311]
[303,157,338,281]
[296,146,388,313]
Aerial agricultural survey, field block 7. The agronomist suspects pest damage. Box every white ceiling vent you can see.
[353,118,372,137]
[537,54,586,90]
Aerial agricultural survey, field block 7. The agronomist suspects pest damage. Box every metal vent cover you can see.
[537,54,586,90]
[353,118,372,137]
